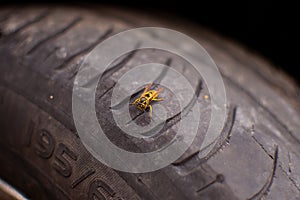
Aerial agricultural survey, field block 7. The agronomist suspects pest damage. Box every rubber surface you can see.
[0,6,300,200]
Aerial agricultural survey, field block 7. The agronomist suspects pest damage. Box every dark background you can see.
[107,1,299,84]
[1,1,299,84]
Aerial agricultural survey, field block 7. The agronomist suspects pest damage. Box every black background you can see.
[1,1,299,84]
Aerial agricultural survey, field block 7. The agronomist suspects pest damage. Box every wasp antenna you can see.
[146,83,152,90]
[142,83,152,96]
[157,88,164,93]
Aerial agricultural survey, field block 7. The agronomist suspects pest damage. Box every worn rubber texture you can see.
[1,6,300,200]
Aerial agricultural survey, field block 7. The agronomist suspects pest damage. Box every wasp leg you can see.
[131,97,140,105]
[148,105,153,118]
[152,88,163,100]
[152,98,163,101]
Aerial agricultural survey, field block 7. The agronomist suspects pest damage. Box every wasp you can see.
[131,83,163,117]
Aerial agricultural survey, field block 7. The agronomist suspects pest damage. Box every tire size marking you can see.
[71,169,95,188]
[53,143,78,177]
[35,129,55,159]
[88,179,116,200]
[25,121,116,198]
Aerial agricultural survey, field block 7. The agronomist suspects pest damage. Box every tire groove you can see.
[198,105,236,162]
[288,151,292,173]
[165,79,202,126]
[102,46,138,79]
[8,10,50,36]
[55,27,113,70]
[248,146,278,200]
[0,7,24,23]
[42,47,59,63]
[172,105,236,166]
[152,58,172,85]
[222,71,300,145]
[80,42,135,89]
[27,17,82,55]
[252,134,300,192]
[127,111,144,124]
[0,9,14,23]
[196,174,225,193]
[97,83,116,100]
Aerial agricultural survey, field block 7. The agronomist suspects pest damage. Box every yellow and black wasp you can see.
[131,83,163,117]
